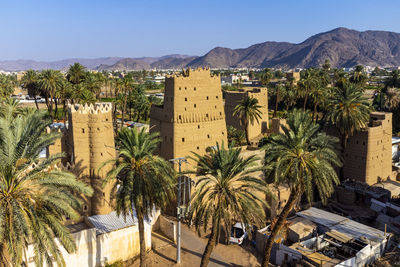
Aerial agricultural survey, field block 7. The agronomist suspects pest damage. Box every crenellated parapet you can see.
[68,103,113,114]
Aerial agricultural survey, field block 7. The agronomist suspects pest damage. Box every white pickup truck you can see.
[229,222,248,245]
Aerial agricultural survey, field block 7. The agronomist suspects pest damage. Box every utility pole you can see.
[169,157,187,264]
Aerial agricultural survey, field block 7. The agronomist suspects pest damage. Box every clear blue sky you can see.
[2,0,400,61]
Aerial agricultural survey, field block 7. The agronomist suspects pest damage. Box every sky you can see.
[2,0,400,61]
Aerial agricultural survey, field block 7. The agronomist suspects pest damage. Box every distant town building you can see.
[221,74,249,85]
[150,68,227,168]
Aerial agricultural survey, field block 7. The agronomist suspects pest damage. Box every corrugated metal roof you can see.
[297,207,387,245]
[87,208,159,235]
[88,211,137,234]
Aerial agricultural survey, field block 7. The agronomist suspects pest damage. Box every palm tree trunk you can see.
[261,185,301,267]
[136,205,147,267]
[121,95,127,129]
[340,133,348,180]
[200,217,219,267]
[312,103,318,121]
[54,98,58,119]
[244,120,250,146]
[303,92,308,111]
[274,90,279,118]
[34,96,39,110]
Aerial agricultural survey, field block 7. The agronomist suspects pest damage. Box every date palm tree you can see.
[188,142,269,267]
[0,74,16,99]
[66,63,86,85]
[298,69,319,110]
[103,127,175,267]
[261,109,341,267]
[20,70,40,109]
[0,101,93,267]
[233,96,262,145]
[38,70,64,119]
[325,83,371,168]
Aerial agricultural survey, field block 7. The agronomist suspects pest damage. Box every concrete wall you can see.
[150,68,227,170]
[25,224,152,267]
[153,215,177,243]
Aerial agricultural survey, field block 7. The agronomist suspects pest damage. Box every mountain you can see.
[188,28,400,69]
[262,27,400,68]
[0,57,123,71]
[3,28,400,71]
[97,28,400,70]
[97,55,196,71]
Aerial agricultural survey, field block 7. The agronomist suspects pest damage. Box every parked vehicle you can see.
[229,222,248,245]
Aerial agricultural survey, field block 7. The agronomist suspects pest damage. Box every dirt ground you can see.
[128,224,261,267]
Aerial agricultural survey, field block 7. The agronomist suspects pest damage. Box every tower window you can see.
[222,132,224,135]
[194,104,197,108]
[179,115,182,120]
[216,96,219,99]
[197,146,200,150]
[207,134,210,138]
[206,96,209,100]
[206,113,209,118]
[185,87,187,90]
[215,105,217,109]
[83,205,88,211]
[182,138,185,142]
[179,87,181,90]
[198,125,200,129]
[185,98,187,101]
[194,87,196,91]
[82,128,85,133]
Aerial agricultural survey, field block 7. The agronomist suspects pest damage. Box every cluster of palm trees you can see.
[17,63,162,123]
[0,99,93,267]
[0,62,390,267]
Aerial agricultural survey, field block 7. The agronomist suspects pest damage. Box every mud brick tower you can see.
[150,68,228,169]
[68,103,116,215]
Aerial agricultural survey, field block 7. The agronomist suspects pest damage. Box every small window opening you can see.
[182,138,185,142]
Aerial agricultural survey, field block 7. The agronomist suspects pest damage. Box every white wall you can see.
[25,221,154,267]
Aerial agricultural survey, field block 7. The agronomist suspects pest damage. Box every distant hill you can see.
[97,55,197,71]
[0,57,123,71]
[3,28,400,71]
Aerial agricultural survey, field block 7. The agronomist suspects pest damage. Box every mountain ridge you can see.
[2,28,400,71]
